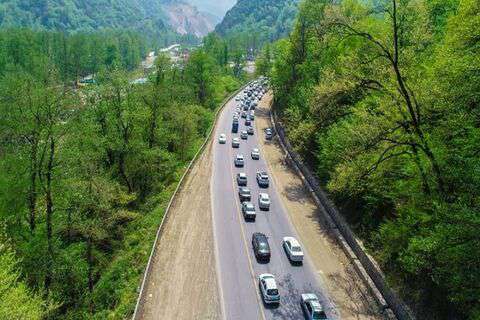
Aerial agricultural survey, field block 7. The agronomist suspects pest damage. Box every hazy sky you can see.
[188,0,237,18]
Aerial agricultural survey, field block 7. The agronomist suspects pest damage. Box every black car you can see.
[252,232,271,261]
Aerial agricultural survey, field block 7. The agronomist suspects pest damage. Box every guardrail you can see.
[269,100,415,320]
[132,82,250,320]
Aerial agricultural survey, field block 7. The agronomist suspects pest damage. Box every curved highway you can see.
[211,87,339,320]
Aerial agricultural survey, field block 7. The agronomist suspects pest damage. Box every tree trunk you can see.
[87,236,94,314]
[44,137,55,291]
[28,139,38,233]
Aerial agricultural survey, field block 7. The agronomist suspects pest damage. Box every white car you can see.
[258,193,270,210]
[234,154,245,167]
[232,138,240,148]
[251,148,260,160]
[300,293,328,319]
[218,134,227,144]
[241,130,248,140]
[283,237,304,263]
[258,274,280,304]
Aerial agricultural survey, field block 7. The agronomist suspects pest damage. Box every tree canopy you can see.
[270,0,479,318]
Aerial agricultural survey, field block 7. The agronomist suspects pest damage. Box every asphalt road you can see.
[211,91,340,320]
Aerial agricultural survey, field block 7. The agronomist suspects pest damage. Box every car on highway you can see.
[249,112,255,120]
[232,137,240,148]
[251,148,260,160]
[238,187,251,201]
[218,134,226,144]
[256,171,269,188]
[245,118,252,126]
[242,202,256,221]
[235,96,240,101]
[235,154,245,167]
[265,128,273,140]
[258,193,270,210]
[237,172,247,186]
[241,130,248,140]
[283,237,304,263]
[258,273,279,304]
[300,293,327,319]
[252,233,271,261]
[241,111,247,118]
[247,126,254,135]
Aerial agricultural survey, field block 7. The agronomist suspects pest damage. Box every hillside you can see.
[0,0,216,39]
[187,0,236,19]
[162,1,216,37]
[215,0,299,46]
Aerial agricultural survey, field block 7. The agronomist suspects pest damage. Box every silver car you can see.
[232,138,240,148]
[258,274,280,304]
[241,130,248,140]
[251,148,260,160]
[235,154,245,167]
[258,193,270,210]
[237,172,247,186]
[300,293,327,319]
[283,237,304,263]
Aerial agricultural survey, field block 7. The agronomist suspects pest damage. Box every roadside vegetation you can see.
[0,28,244,319]
[265,0,480,318]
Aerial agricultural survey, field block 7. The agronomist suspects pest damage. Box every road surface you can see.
[211,93,339,320]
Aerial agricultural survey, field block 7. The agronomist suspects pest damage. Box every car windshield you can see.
[258,241,269,250]
[267,289,278,296]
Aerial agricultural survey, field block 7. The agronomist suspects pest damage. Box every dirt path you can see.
[139,141,221,320]
[255,94,384,320]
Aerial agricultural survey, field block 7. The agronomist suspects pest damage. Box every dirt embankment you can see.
[255,93,385,320]
[138,141,221,320]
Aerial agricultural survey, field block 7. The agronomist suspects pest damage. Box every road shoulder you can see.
[255,93,384,320]
[139,142,221,320]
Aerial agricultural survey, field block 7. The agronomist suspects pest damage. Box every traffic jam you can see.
[218,77,330,320]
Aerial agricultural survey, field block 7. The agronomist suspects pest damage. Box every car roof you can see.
[259,193,269,198]
[236,154,244,158]
[260,274,277,289]
[284,237,300,247]
[238,172,247,177]
[240,187,250,192]
[302,293,320,303]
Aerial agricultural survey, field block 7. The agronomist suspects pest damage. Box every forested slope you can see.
[269,0,479,318]
[215,0,299,53]
[0,28,243,318]
[0,0,211,43]
[0,0,167,33]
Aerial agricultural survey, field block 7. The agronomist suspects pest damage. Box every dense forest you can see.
[0,28,243,318]
[0,0,200,46]
[267,0,479,318]
[215,0,299,55]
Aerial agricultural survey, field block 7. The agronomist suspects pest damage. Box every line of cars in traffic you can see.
[219,78,329,319]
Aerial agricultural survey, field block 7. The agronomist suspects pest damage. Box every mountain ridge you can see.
[0,0,216,39]
[215,0,299,45]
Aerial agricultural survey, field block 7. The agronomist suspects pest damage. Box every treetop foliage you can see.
[270,0,480,318]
